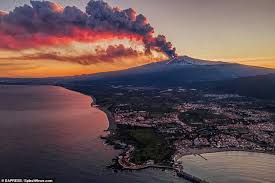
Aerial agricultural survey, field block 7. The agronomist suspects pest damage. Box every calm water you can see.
[0,85,184,183]
[178,151,275,183]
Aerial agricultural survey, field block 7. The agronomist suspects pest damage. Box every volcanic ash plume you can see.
[0,0,177,60]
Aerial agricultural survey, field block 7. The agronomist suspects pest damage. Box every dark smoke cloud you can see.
[144,35,177,58]
[0,44,142,65]
[85,1,153,35]
[0,0,177,58]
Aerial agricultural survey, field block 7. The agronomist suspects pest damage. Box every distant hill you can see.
[203,74,275,100]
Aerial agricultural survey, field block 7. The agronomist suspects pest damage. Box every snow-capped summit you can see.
[165,56,225,66]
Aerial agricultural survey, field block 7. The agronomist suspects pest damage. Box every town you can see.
[63,83,275,178]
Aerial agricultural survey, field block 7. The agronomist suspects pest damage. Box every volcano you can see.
[63,56,275,86]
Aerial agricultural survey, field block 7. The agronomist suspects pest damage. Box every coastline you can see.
[90,95,117,131]
[89,95,209,183]
[1,84,274,183]
[59,86,274,183]
[90,93,275,161]
[98,106,117,131]
[88,93,274,183]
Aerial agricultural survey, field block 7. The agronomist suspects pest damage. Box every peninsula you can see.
[62,83,275,181]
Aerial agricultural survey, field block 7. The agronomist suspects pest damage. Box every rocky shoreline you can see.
[90,94,275,183]
[92,97,210,183]
[114,145,209,183]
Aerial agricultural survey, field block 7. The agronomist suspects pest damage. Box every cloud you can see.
[0,62,41,71]
[0,44,144,65]
[0,0,177,58]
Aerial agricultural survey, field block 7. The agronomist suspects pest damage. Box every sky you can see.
[0,0,274,77]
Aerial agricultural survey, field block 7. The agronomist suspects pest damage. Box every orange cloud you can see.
[0,44,150,65]
[0,28,143,50]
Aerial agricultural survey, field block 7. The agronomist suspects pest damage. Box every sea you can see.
[0,85,274,183]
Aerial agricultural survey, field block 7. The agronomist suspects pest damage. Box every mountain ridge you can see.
[66,56,275,85]
[1,56,275,86]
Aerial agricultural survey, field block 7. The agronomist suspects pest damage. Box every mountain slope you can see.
[1,56,274,87]
[68,56,275,86]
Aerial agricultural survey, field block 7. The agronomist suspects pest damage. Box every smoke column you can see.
[0,0,177,59]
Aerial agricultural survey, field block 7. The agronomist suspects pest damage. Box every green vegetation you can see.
[179,109,210,126]
[129,128,173,164]
[107,128,174,164]
[178,109,226,126]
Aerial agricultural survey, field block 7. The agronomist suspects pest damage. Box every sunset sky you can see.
[0,0,274,77]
